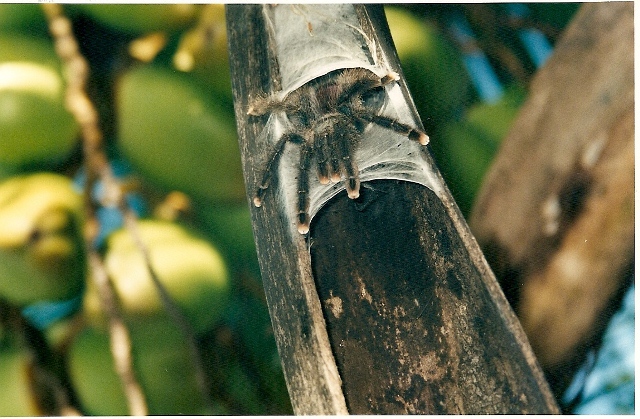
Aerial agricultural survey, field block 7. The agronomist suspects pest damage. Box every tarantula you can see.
[248,67,429,235]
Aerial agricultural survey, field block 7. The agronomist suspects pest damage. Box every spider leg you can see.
[327,129,343,183]
[247,93,296,116]
[296,141,312,234]
[313,131,331,184]
[254,133,302,207]
[335,68,399,105]
[379,71,400,86]
[356,111,429,145]
[247,95,277,116]
[337,125,361,199]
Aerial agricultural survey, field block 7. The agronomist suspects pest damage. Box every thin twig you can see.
[31,358,83,416]
[42,4,215,414]
[41,4,148,416]
[0,299,82,416]
[87,253,148,416]
[121,209,216,412]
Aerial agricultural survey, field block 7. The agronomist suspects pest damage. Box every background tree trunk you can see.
[469,2,634,400]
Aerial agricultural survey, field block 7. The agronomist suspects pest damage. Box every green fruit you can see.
[438,123,496,216]
[386,6,471,128]
[84,220,229,334]
[0,347,40,416]
[435,87,526,216]
[0,4,48,34]
[73,4,200,35]
[117,65,245,203]
[194,204,257,272]
[67,327,128,415]
[68,324,210,415]
[0,164,19,183]
[0,35,78,168]
[465,86,526,144]
[0,173,85,306]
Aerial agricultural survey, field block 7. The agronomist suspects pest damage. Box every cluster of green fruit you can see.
[0,4,289,415]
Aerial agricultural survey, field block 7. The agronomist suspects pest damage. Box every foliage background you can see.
[0,3,632,415]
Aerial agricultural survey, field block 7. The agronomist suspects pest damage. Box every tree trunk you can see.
[469,2,634,400]
[227,4,560,414]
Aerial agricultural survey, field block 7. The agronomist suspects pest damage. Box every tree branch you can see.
[227,4,559,414]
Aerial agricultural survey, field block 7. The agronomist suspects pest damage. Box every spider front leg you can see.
[296,141,313,234]
[327,128,344,183]
[337,124,361,199]
[356,111,429,146]
[247,93,296,117]
[313,131,331,185]
[253,133,302,208]
[334,68,399,104]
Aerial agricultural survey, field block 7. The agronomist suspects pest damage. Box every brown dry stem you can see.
[42,4,216,414]
[41,3,149,416]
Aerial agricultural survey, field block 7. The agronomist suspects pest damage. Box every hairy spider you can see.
[248,67,429,235]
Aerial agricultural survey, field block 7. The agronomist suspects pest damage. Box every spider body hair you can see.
[249,67,428,234]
